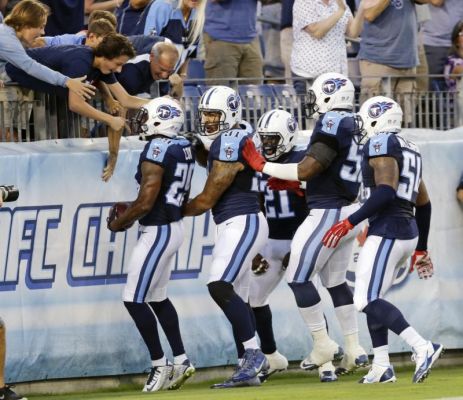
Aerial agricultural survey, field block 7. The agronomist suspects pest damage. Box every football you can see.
[107,202,133,231]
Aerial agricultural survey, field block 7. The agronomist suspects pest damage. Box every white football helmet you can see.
[197,85,242,140]
[257,109,298,161]
[305,72,355,118]
[131,96,184,140]
[358,96,403,138]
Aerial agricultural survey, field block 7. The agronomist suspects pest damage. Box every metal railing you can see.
[1,75,461,142]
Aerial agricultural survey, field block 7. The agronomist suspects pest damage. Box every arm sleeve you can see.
[347,184,396,226]
[0,36,68,87]
[415,201,431,251]
[143,2,172,36]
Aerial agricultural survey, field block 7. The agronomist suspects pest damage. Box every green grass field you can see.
[27,365,463,400]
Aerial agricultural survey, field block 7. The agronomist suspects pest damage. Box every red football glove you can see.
[242,138,266,172]
[322,218,354,248]
[410,250,434,279]
[268,177,304,197]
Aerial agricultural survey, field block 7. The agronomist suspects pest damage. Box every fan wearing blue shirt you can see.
[6,33,151,180]
[116,41,180,97]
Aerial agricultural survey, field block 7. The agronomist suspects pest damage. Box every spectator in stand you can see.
[444,20,463,92]
[5,33,150,180]
[0,0,94,98]
[135,0,206,78]
[457,173,463,204]
[88,9,117,28]
[33,18,115,47]
[291,0,365,94]
[41,0,85,35]
[115,0,150,35]
[357,0,421,126]
[116,41,181,97]
[422,0,463,91]
[203,0,264,85]
[280,0,294,81]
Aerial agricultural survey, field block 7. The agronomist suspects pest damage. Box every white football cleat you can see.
[359,363,396,384]
[166,359,195,390]
[412,341,444,383]
[335,344,369,375]
[318,362,338,382]
[300,339,344,371]
[142,363,173,392]
[259,350,288,382]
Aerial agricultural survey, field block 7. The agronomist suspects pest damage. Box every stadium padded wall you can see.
[0,130,462,383]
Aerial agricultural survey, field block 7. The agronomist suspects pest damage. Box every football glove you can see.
[242,138,266,172]
[267,177,304,197]
[251,253,269,275]
[107,202,132,232]
[322,218,354,248]
[410,250,434,279]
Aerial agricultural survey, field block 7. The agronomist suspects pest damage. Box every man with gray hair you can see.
[116,41,183,98]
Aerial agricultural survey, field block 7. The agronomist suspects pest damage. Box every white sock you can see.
[152,355,167,367]
[312,328,331,344]
[242,336,259,350]
[298,301,326,332]
[373,345,390,367]
[335,304,359,336]
[173,354,188,365]
[399,327,427,350]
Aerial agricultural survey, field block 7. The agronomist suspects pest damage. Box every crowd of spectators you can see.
[1,0,463,138]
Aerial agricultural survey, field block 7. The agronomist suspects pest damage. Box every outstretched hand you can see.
[268,177,304,197]
[322,218,354,248]
[242,138,266,172]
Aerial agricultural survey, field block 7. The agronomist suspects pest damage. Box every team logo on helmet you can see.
[287,117,297,133]
[157,104,181,120]
[368,102,394,119]
[322,78,347,95]
[227,94,241,112]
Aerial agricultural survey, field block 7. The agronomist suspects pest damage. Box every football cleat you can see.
[0,385,27,400]
[359,364,396,384]
[166,359,195,390]
[412,342,444,383]
[232,349,269,382]
[142,363,173,392]
[258,350,288,382]
[335,345,369,375]
[300,339,344,371]
[319,362,338,383]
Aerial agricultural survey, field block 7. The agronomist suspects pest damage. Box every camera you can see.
[0,185,19,202]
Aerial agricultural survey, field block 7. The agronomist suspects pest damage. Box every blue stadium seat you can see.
[269,83,305,126]
[182,85,202,132]
[186,60,205,86]
[238,84,276,126]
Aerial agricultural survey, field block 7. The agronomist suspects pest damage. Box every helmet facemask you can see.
[197,109,229,139]
[259,132,286,161]
[130,107,149,140]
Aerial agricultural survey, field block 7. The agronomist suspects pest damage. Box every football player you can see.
[247,109,338,383]
[107,97,195,392]
[183,86,269,388]
[243,73,368,375]
[323,96,443,384]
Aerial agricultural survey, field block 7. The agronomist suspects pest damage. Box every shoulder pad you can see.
[145,137,171,162]
[367,132,393,157]
[320,111,346,135]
